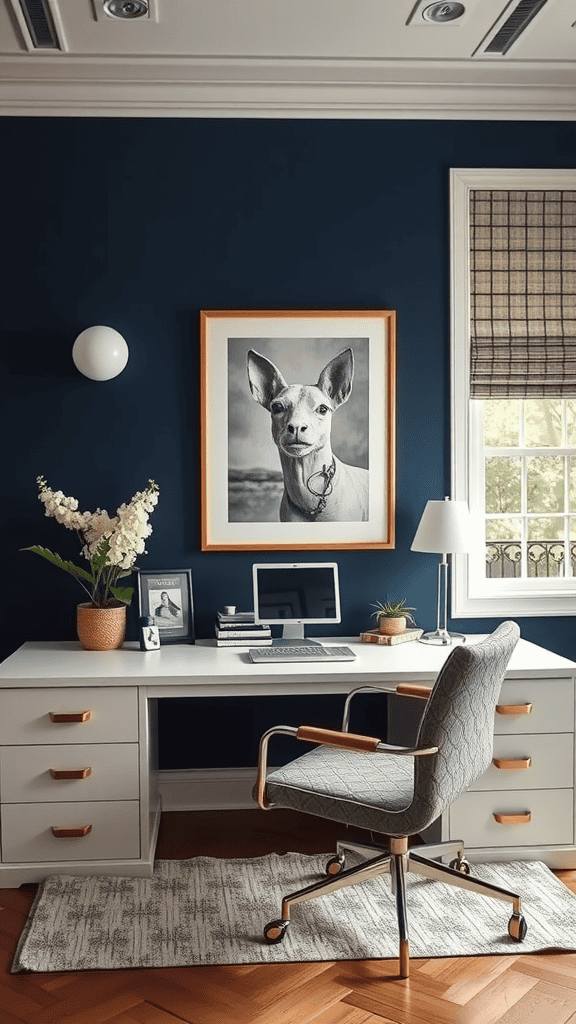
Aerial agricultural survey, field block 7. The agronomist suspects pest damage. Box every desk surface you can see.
[0,637,573,697]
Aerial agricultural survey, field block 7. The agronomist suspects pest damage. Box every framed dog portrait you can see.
[200,310,396,551]
[137,569,195,644]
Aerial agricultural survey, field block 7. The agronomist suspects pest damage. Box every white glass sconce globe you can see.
[72,326,129,381]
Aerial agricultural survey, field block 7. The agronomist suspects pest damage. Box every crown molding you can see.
[0,55,574,119]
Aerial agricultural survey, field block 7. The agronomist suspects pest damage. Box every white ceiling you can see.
[0,0,575,118]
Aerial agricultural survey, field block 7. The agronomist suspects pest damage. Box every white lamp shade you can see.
[411,498,474,554]
[72,326,129,381]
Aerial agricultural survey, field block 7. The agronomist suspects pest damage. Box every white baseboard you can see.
[158,768,258,812]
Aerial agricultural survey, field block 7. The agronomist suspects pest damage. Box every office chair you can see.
[254,620,524,977]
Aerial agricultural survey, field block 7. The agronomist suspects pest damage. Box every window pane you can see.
[526,456,564,513]
[485,457,521,513]
[486,518,521,541]
[527,516,564,541]
[527,518,565,577]
[485,518,521,579]
[483,399,519,447]
[524,399,562,448]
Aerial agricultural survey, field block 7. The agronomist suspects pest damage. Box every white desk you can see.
[0,636,574,885]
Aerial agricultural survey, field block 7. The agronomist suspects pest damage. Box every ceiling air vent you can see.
[16,0,60,49]
[483,0,550,54]
[16,0,59,48]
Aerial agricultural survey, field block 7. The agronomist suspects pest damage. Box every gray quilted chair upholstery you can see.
[413,619,521,830]
[264,621,521,837]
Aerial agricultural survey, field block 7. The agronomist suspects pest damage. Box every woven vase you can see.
[76,602,127,651]
[378,616,407,636]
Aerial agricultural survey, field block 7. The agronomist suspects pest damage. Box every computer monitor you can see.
[252,562,341,644]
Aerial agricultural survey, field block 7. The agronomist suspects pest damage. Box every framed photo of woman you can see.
[137,569,195,645]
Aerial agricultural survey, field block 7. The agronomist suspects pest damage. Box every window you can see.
[451,169,576,617]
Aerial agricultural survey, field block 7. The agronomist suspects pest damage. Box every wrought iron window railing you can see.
[486,540,576,578]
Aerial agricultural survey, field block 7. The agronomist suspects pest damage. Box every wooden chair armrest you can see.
[296,726,437,758]
[396,683,433,700]
[296,725,381,753]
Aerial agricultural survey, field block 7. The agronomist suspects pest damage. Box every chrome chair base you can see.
[263,837,527,977]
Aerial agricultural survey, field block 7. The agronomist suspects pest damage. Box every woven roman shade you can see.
[470,190,576,398]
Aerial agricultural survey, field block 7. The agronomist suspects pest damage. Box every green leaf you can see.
[110,586,134,606]
[22,545,95,585]
[370,598,416,625]
[90,537,111,574]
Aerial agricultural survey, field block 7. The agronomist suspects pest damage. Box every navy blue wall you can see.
[2,117,575,767]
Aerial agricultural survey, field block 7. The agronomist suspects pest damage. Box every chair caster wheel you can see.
[264,919,289,944]
[449,856,471,874]
[326,855,345,876]
[508,913,527,941]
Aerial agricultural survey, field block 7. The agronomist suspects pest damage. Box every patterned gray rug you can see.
[12,853,576,972]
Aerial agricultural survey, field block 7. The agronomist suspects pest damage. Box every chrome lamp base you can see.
[419,628,466,646]
[419,555,465,647]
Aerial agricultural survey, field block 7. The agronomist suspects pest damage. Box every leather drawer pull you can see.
[51,825,92,838]
[495,702,533,716]
[492,757,532,771]
[493,812,532,825]
[49,768,92,780]
[49,711,92,723]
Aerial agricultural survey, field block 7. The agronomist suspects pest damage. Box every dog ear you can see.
[247,350,288,409]
[316,348,354,408]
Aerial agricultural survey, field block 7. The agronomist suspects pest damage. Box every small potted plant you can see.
[371,598,417,636]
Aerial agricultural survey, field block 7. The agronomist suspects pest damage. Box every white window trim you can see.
[450,167,576,618]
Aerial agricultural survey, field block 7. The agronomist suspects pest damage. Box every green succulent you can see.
[371,598,416,625]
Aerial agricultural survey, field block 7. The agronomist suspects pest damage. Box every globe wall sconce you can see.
[72,326,129,381]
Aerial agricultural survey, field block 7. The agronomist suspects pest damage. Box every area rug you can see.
[12,853,576,972]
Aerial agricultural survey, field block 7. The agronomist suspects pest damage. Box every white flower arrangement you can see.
[24,476,159,608]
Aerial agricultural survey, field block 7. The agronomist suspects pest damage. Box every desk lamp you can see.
[411,496,474,645]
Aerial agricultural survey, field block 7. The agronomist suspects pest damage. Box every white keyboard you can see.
[248,645,356,664]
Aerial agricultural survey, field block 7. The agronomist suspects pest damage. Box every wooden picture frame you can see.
[200,309,396,551]
[137,569,195,645]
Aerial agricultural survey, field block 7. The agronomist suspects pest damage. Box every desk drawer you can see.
[1,801,141,863]
[0,744,139,803]
[0,688,138,744]
[468,733,573,792]
[449,789,574,849]
[494,679,573,735]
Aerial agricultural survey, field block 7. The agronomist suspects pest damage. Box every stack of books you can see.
[215,610,273,647]
[359,627,424,647]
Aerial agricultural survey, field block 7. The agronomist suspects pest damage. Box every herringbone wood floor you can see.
[2,809,576,1024]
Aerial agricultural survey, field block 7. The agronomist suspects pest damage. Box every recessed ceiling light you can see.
[103,0,149,18]
[422,2,466,22]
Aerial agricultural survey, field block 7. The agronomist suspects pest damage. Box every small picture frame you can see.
[140,623,160,651]
[137,569,195,645]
